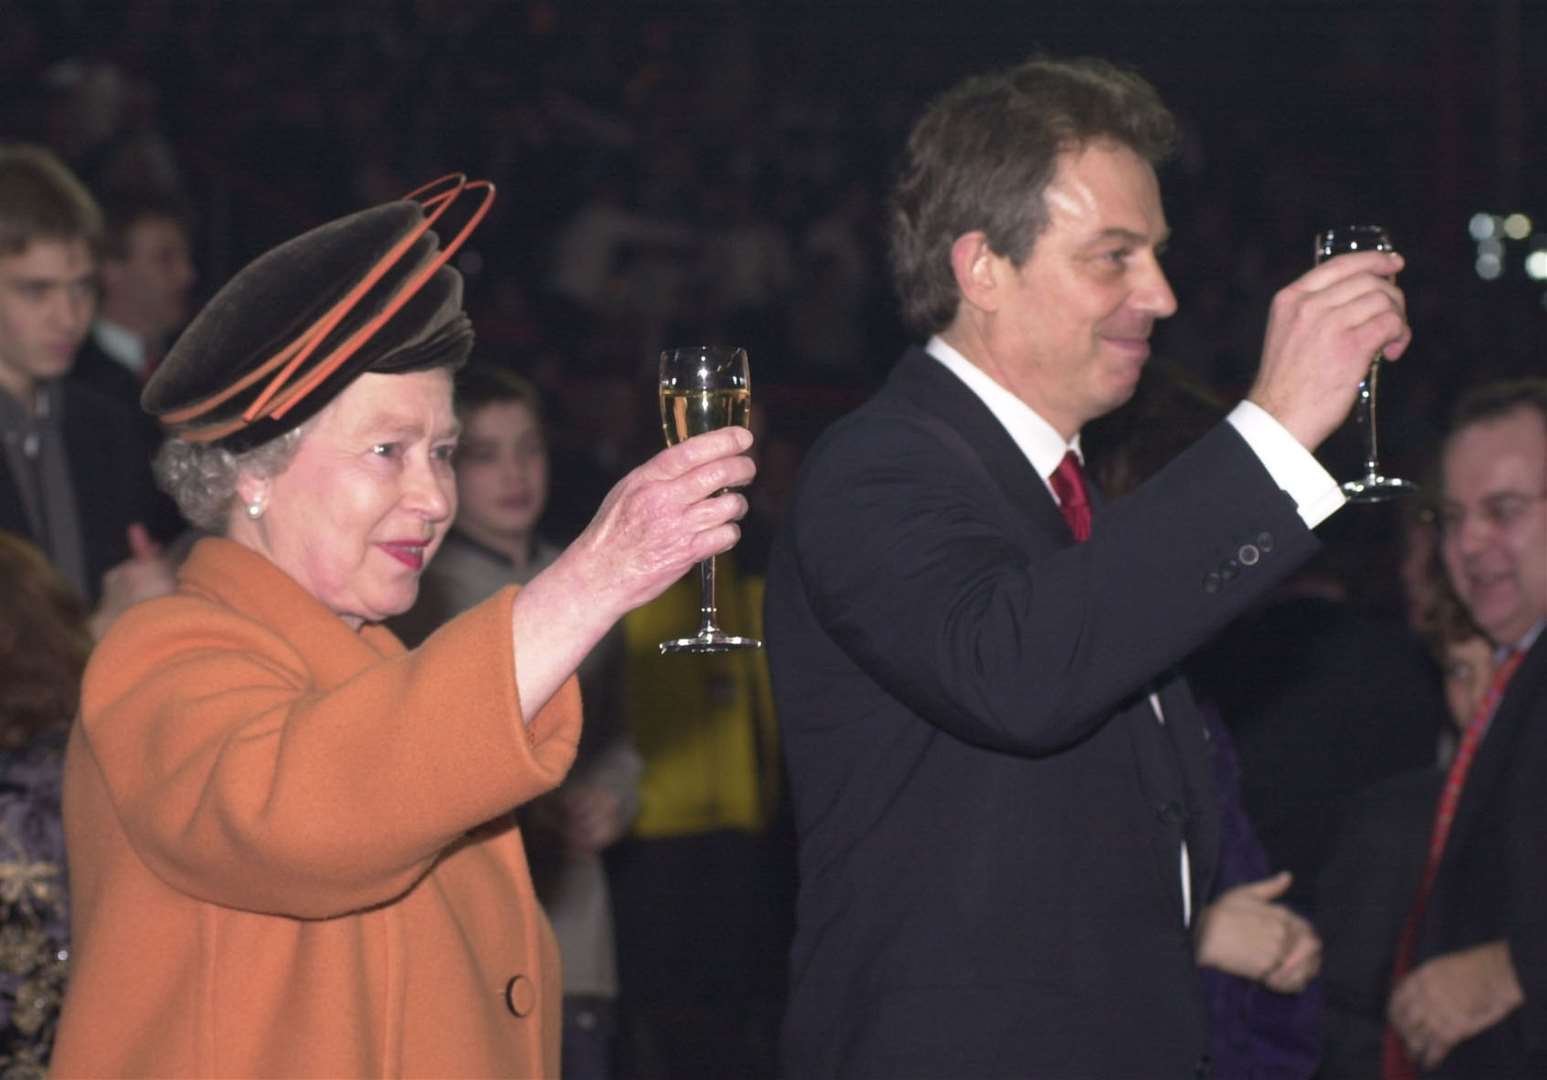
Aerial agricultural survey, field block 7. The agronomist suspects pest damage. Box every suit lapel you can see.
[885,348,1071,543]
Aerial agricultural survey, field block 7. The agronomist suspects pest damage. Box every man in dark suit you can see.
[1383,379,1547,1077]
[764,57,1410,1078]
[0,144,174,631]
[68,188,196,418]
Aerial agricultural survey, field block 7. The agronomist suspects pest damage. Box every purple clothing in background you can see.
[1200,709,1323,1080]
[0,727,70,1078]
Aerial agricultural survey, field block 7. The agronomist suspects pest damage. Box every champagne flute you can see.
[657,345,762,654]
[1314,225,1419,502]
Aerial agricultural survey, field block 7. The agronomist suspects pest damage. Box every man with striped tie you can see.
[1384,378,1547,1077]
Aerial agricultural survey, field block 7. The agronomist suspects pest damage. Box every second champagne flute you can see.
[1314,224,1419,502]
[657,345,762,654]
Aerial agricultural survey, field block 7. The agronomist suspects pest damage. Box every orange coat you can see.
[53,538,580,1078]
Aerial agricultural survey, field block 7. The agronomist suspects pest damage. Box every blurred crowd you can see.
[1,1,1544,1078]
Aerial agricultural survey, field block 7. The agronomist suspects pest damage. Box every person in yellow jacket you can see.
[610,552,790,1080]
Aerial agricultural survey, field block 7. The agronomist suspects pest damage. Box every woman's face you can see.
[1442,635,1495,733]
[235,369,459,627]
[453,399,549,553]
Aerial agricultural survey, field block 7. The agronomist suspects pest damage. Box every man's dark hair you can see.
[0,144,102,256]
[888,56,1177,337]
[96,187,195,262]
[1447,377,1547,438]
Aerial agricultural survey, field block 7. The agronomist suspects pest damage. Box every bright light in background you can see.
[1504,213,1533,240]
[1470,212,1499,240]
[1476,253,1503,280]
[1479,238,1504,258]
[1525,249,1547,281]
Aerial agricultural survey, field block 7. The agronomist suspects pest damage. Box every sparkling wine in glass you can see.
[1314,225,1419,502]
[657,345,762,654]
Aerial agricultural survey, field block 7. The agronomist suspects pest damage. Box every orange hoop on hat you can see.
[163,175,495,443]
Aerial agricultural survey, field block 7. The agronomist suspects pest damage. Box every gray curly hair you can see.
[153,425,309,533]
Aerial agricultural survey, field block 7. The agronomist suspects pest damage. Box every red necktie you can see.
[1381,647,1526,1078]
[1049,450,1091,542]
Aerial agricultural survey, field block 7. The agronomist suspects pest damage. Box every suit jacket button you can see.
[1203,571,1222,594]
[1221,559,1240,581]
[1237,543,1260,566]
[1255,531,1274,553]
[505,974,535,1018]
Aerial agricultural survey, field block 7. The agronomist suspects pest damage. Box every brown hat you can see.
[145,175,493,453]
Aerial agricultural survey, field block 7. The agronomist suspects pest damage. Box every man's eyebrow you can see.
[3,272,94,287]
[1081,227,1170,251]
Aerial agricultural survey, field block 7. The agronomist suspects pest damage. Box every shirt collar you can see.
[92,318,148,374]
[925,335,1081,486]
[1505,619,1546,658]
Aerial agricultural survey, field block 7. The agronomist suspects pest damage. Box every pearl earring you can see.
[246,500,264,520]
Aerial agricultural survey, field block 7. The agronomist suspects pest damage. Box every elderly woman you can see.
[49,180,754,1078]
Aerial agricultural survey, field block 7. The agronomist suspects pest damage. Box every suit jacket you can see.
[1412,629,1547,1077]
[1316,767,1442,1079]
[54,538,580,1077]
[765,347,1320,1079]
[66,335,145,420]
[0,380,168,604]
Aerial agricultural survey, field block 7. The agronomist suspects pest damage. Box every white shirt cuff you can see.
[1226,401,1345,529]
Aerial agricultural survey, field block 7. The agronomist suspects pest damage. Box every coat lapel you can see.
[885,347,1071,543]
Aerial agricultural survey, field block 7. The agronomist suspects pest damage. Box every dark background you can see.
[4,0,1543,503]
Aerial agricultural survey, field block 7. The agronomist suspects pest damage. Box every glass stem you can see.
[1361,358,1381,476]
[697,556,721,634]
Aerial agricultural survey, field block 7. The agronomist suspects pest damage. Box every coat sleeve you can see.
[76,586,579,919]
[783,416,1318,755]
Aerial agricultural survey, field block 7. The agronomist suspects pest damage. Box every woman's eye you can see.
[432,444,458,463]
[371,443,398,458]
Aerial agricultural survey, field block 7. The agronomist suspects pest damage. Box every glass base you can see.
[1341,472,1421,503]
[659,631,764,655]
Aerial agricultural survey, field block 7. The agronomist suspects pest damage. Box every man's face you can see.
[0,237,96,405]
[972,141,1177,439]
[1439,406,1547,646]
[101,215,195,336]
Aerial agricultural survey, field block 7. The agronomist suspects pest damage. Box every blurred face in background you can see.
[1441,635,1495,732]
[100,215,196,337]
[454,398,549,559]
[1439,406,1547,647]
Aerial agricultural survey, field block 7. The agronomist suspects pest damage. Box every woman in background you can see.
[0,532,93,1077]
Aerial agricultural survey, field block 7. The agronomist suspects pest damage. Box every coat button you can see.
[1221,559,1240,581]
[505,974,535,1018]
[1237,543,1260,566]
[1255,531,1273,553]
[1203,570,1222,594]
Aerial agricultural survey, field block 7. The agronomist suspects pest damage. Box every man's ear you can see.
[949,231,1000,314]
